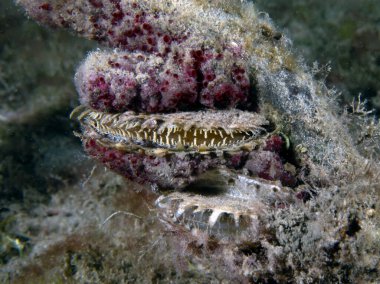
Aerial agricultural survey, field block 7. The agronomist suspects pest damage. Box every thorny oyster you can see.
[16,0,380,282]
[70,104,296,236]
[53,0,363,235]
[43,0,308,234]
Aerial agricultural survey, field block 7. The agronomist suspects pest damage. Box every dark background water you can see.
[0,0,379,282]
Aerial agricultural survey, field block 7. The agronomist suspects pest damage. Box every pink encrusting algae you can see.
[84,134,296,189]
[75,48,253,113]
[24,0,255,113]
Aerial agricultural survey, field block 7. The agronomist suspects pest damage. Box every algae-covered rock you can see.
[0,0,379,283]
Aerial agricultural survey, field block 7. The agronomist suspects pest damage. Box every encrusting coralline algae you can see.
[16,0,380,282]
